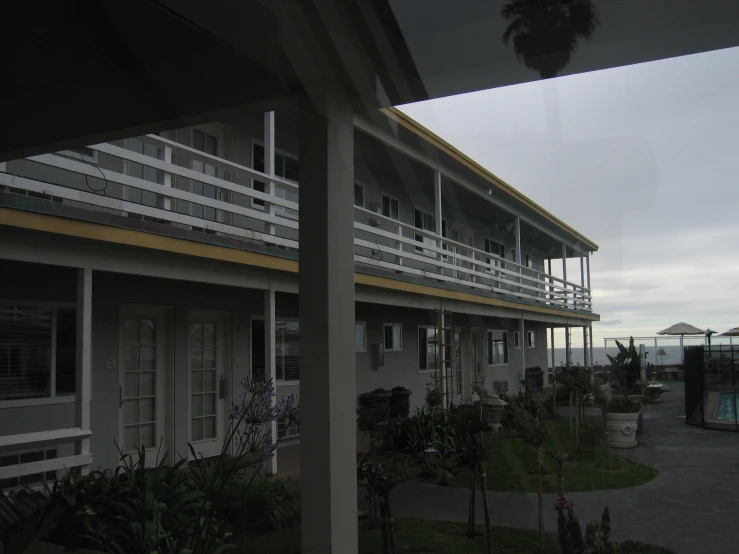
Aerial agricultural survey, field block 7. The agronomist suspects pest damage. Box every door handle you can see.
[219,375,226,399]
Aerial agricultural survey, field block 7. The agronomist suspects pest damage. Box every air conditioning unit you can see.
[369,218,381,227]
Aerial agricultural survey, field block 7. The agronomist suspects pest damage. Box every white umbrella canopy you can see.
[720,327,739,348]
[657,322,706,336]
[657,322,706,364]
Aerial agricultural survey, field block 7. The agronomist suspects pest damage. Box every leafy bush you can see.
[606,396,641,414]
[35,378,300,553]
[406,407,456,456]
[216,476,300,535]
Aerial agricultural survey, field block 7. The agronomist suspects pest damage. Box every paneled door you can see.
[119,305,171,466]
[188,310,230,459]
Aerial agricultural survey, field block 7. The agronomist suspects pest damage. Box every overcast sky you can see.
[399,46,739,348]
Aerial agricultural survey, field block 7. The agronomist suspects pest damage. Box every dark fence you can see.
[685,344,739,431]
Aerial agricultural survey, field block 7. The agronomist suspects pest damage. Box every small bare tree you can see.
[357,453,415,554]
[508,400,549,554]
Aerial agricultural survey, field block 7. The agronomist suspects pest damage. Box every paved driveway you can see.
[388,384,739,554]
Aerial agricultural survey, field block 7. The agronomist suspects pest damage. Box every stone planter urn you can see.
[390,387,412,418]
[646,384,665,403]
[481,395,507,433]
[606,411,640,449]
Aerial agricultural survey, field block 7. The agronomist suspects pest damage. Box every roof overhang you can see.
[2,0,739,160]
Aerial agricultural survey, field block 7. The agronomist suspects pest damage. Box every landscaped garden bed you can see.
[447,416,658,493]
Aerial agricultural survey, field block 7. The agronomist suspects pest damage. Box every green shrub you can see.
[216,476,300,535]
[606,397,641,414]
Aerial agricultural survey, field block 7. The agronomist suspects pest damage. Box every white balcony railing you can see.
[0,135,591,312]
[0,428,92,485]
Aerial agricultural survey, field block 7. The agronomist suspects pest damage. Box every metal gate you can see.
[686,344,739,432]
[684,345,704,427]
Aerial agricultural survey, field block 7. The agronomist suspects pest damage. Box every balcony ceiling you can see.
[2,0,739,160]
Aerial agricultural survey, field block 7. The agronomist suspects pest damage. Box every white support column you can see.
[264,289,278,476]
[561,243,568,307]
[75,268,93,475]
[547,258,554,304]
[590,324,595,368]
[434,170,443,274]
[298,90,357,554]
[565,324,571,366]
[439,308,447,409]
[519,314,526,384]
[580,253,585,309]
[160,146,172,211]
[583,327,589,368]
[515,216,522,293]
[264,111,276,236]
[550,327,556,375]
[586,252,591,290]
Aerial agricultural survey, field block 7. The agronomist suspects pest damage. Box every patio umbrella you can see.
[656,348,667,366]
[657,322,706,363]
[719,327,739,348]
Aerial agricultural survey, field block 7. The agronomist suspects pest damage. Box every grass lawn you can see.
[447,416,658,493]
[238,517,673,553]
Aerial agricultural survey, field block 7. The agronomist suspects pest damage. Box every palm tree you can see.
[501,0,600,79]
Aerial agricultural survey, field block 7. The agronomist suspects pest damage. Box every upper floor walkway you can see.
[0,107,597,319]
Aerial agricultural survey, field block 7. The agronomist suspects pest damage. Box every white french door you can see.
[119,305,171,465]
[187,310,230,459]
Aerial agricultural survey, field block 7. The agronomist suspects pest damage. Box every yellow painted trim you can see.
[382,107,599,252]
[0,208,300,273]
[355,273,599,321]
[0,208,598,321]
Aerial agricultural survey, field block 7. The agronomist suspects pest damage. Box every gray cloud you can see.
[400,46,739,346]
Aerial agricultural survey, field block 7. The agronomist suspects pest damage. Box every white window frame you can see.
[250,139,299,219]
[275,317,300,385]
[513,331,521,349]
[380,193,400,220]
[414,207,438,258]
[493,379,509,395]
[417,325,438,374]
[383,323,403,352]
[0,299,77,409]
[527,331,536,349]
[484,237,505,275]
[525,254,533,268]
[487,329,509,366]
[355,321,367,352]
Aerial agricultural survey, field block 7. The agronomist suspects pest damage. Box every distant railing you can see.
[0,135,591,312]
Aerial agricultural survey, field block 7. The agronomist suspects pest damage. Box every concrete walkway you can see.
[389,384,739,554]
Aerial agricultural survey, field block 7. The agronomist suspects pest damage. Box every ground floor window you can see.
[384,323,402,352]
[493,379,509,395]
[355,322,366,352]
[487,330,508,365]
[418,326,439,372]
[276,320,300,381]
[0,303,76,402]
[278,416,300,438]
[513,331,520,348]
[527,331,536,348]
